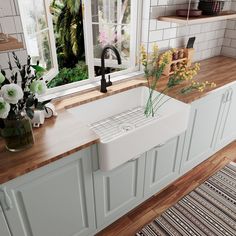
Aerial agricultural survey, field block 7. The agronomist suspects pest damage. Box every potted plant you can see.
[0,52,49,152]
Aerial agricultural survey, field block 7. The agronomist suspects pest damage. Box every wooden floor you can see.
[96,141,236,236]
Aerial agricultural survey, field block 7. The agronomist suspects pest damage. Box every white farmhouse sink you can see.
[68,86,191,171]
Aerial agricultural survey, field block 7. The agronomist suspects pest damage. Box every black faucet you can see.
[100,45,122,93]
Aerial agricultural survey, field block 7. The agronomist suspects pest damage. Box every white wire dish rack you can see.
[89,107,160,143]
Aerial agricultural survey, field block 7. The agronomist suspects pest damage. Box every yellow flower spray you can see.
[141,44,216,117]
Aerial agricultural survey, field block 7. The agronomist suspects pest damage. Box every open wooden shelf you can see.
[158,11,236,25]
[0,36,23,52]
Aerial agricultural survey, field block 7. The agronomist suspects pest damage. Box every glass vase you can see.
[2,116,34,152]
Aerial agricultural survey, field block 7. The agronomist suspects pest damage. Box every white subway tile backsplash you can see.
[169,37,186,48]
[158,0,168,5]
[223,38,231,46]
[1,16,16,34]
[0,0,27,70]
[190,24,201,35]
[177,26,190,37]
[142,0,231,61]
[201,22,212,33]
[156,20,171,29]
[0,52,9,68]
[149,19,157,31]
[9,49,27,66]
[156,39,169,49]
[0,0,14,16]
[217,38,224,46]
[201,49,212,59]
[149,30,163,42]
[227,20,235,30]
[163,27,177,39]
[211,47,221,57]
[231,39,236,48]
[151,0,158,6]
[225,29,236,39]
[151,6,166,18]
[222,46,236,57]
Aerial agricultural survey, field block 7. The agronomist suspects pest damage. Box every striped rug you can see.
[137,162,236,236]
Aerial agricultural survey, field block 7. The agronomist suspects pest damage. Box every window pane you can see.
[93,24,130,61]
[47,0,88,88]
[92,0,132,76]
[27,30,53,71]
[92,0,131,24]
[18,0,48,36]
[37,0,48,31]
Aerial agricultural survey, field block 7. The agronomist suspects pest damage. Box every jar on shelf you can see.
[172,49,178,60]
[178,49,184,59]
[171,63,177,72]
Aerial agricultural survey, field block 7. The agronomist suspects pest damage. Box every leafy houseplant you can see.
[0,52,48,152]
[141,44,216,117]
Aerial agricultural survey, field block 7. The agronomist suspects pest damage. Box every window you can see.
[18,0,58,81]
[90,0,138,75]
[18,0,141,93]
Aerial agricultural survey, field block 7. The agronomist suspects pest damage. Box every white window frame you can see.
[17,0,58,81]
[18,0,143,99]
[85,0,141,80]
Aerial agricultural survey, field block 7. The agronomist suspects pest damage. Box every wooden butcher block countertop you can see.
[0,56,235,184]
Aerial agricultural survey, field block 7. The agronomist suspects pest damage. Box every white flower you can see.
[30,80,47,95]
[0,98,10,119]
[1,84,24,104]
[0,72,5,84]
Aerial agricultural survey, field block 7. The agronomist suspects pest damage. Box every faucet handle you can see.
[106,75,112,87]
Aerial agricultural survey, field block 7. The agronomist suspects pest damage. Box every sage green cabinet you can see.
[1,148,96,236]
[93,155,145,229]
[144,135,184,198]
[216,84,236,150]
[0,205,11,236]
[181,88,227,174]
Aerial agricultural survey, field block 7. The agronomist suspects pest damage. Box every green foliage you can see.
[47,62,88,88]
[50,0,85,69]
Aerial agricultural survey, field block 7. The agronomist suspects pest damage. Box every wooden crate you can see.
[162,48,195,76]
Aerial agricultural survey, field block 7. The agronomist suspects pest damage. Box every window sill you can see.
[40,70,144,102]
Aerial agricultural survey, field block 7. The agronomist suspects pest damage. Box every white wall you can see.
[142,0,232,62]
[0,0,27,76]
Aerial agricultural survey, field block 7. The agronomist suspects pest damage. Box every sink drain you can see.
[119,123,135,132]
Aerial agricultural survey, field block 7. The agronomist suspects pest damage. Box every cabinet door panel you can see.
[0,206,11,236]
[144,135,183,198]
[4,151,95,236]
[181,93,223,174]
[94,155,145,229]
[217,86,236,149]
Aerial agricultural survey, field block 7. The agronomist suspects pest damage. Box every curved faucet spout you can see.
[100,45,122,93]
